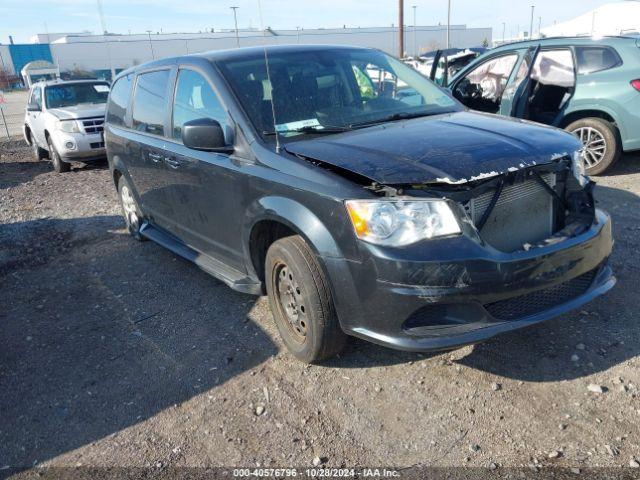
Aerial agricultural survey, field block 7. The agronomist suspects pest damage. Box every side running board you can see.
[140,223,262,296]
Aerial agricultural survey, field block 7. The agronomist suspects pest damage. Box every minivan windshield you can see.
[45,82,110,109]
[217,48,461,139]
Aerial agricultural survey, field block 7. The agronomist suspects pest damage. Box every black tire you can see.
[117,176,146,241]
[566,118,621,176]
[30,134,47,161]
[265,235,347,363]
[47,136,70,173]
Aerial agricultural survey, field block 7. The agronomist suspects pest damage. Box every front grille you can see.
[90,142,105,149]
[464,173,556,252]
[81,117,104,134]
[484,269,597,320]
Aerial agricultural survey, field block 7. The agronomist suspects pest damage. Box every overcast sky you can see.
[0,0,620,43]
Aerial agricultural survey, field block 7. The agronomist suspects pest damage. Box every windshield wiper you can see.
[263,125,352,136]
[349,111,438,129]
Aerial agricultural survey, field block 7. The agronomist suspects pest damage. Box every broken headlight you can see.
[345,199,461,246]
[572,150,589,187]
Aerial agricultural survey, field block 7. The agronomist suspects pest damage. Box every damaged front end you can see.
[393,154,596,253]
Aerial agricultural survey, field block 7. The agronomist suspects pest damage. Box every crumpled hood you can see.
[285,111,582,185]
[48,104,106,121]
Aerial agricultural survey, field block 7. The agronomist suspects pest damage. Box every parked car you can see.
[23,79,110,172]
[435,36,640,175]
[418,47,487,84]
[105,45,614,363]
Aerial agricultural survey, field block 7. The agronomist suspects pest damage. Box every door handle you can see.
[165,157,181,169]
[148,152,163,163]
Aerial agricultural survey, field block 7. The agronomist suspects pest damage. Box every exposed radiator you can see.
[464,173,556,252]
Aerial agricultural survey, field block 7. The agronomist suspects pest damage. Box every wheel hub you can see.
[120,185,139,230]
[275,265,307,341]
[572,126,607,168]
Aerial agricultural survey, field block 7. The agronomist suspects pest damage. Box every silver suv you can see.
[23,80,110,172]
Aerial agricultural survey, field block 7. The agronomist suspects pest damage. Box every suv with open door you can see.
[105,45,614,363]
[435,36,640,175]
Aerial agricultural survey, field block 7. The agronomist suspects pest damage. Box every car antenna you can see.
[258,0,281,153]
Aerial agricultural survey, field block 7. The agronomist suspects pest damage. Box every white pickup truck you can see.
[23,79,110,172]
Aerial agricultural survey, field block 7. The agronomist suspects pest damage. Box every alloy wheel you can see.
[120,185,139,231]
[572,126,607,169]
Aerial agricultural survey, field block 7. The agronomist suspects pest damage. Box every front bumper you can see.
[324,209,615,352]
[51,131,106,162]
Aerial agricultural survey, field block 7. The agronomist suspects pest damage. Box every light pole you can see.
[146,30,155,60]
[230,6,240,48]
[446,0,452,50]
[538,16,542,38]
[502,22,506,43]
[412,5,417,57]
[296,26,300,44]
[529,5,535,39]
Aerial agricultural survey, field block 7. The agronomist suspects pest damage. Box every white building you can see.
[46,25,490,78]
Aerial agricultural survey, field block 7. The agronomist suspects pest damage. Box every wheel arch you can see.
[560,107,625,147]
[243,196,345,287]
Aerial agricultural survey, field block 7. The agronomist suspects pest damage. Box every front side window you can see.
[106,74,133,127]
[172,69,227,140]
[29,87,42,109]
[453,54,518,114]
[132,70,171,136]
[575,46,622,74]
[217,48,460,138]
[44,82,110,109]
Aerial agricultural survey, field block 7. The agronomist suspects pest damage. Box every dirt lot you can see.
[1,138,640,476]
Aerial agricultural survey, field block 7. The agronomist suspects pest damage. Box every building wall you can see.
[7,44,53,76]
[49,25,491,76]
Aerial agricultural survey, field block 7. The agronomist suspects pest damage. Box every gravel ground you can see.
[1,139,640,476]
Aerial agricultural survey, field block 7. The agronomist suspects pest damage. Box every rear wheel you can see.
[566,118,620,176]
[265,235,347,363]
[47,136,70,173]
[117,176,146,241]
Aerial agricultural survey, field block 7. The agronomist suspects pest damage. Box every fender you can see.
[562,103,626,143]
[242,195,345,278]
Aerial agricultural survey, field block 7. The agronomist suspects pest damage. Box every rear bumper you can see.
[324,209,615,352]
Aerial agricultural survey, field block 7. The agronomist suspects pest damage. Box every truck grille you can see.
[81,117,104,134]
[464,173,556,252]
[484,269,597,320]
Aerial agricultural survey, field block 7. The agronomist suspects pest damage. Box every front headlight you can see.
[572,150,588,187]
[345,199,461,246]
[56,120,80,133]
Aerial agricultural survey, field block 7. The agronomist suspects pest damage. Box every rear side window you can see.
[106,74,132,127]
[575,46,622,74]
[132,70,171,136]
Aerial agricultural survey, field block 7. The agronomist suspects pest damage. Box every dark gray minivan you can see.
[105,45,614,363]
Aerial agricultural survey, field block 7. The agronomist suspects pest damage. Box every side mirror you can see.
[182,118,233,153]
[27,103,41,112]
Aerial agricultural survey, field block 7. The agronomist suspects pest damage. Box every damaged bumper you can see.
[324,209,615,352]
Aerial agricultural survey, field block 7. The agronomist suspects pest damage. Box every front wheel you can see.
[47,136,70,173]
[566,118,621,176]
[265,235,347,363]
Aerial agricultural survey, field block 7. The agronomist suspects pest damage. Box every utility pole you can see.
[529,5,535,39]
[398,0,404,58]
[96,0,116,81]
[146,30,155,60]
[446,0,452,49]
[230,6,240,47]
[412,5,417,57]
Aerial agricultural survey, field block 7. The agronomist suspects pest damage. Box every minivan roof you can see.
[113,44,375,81]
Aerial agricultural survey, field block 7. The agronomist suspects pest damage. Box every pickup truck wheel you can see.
[567,118,620,176]
[266,235,347,363]
[117,176,146,241]
[47,137,70,173]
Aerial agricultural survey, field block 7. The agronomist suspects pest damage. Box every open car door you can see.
[508,45,540,119]
[429,50,446,86]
